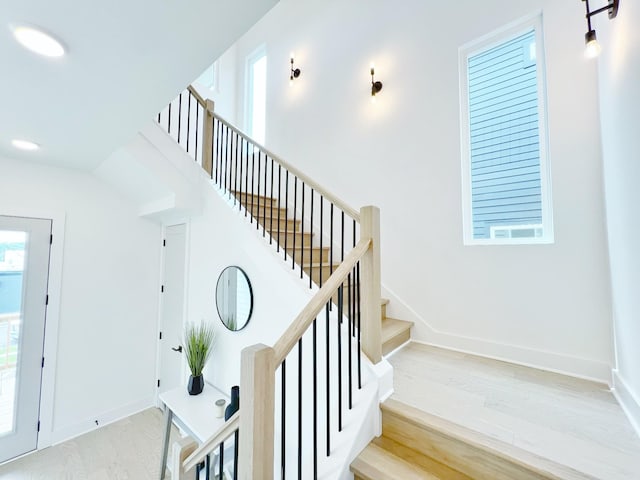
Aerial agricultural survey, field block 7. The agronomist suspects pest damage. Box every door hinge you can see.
[42,357,45,368]
[157,379,160,388]
[37,420,40,432]
[159,331,162,340]
[163,239,166,247]
[45,294,49,305]
[50,234,53,245]
[161,285,164,293]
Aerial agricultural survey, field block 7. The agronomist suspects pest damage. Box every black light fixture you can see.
[582,0,619,58]
[290,54,301,83]
[370,64,383,96]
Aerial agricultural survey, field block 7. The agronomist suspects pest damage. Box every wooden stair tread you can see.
[381,399,597,480]
[351,443,441,480]
[381,297,389,306]
[381,318,413,343]
[372,437,472,480]
[381,317,413,355]
[230,190,277,203]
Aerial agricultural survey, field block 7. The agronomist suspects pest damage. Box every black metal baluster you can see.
[178,93,182,145]
[320,197,324,288]
[292,177,297,269]
[250,152,255,224]
[270,158,274,244]
[205,453,210,480]
[284,171,289,259]
[216,121,221,185]
[233,430,239,480]
[310,190,314,289]
[329,204,334,312]
[168,101,172,135]
[244,140,249,216]
[340,211,345,319]
[186,93,191,154]
[325,302,331,456]
[195,103,199,163]
[219,441,223,480]
[277,165,282,252]
[263,154,268,237]
[330,204,334,278]
[348,266,353,410]
[353,220,357,337]
[225,125,229,190]
[337,286,343,432]
[281,359,286,479]
[157,111,161,124]
[210,117,215,180]
[301,182,305,279]
[225,126,230,193]
[313,317,318,479]
[256,151,261,230]
[234,132,239,205]
[298,338,303,480]
[214,120,220,184]
[357,261,362,389]
[238,136,243,210]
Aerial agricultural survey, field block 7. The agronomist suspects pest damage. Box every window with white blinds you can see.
[460,15,553,245]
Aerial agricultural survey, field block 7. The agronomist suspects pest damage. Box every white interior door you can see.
[158,224,187,395]
[0,215,51,463]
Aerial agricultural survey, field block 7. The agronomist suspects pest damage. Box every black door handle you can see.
[171,345,183,353]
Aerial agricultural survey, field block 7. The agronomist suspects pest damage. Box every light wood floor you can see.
[387,343,640,480]
[0,407,175,479]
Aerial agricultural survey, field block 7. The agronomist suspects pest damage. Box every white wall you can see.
[597,1,640,430]
[186,182,313,394]
[193,45,239,124]
[0,155,162,444]
[220,0,614,381]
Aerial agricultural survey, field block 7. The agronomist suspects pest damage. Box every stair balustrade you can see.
[158,87,382,480]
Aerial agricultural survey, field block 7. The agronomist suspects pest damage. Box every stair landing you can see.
[386,343,640,480]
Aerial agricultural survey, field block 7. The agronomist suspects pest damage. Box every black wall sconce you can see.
[370,65,383,96]
[290,55,301,83]
[582,0,619,58]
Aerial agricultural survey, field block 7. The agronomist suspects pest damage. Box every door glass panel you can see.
[0,231,26,437]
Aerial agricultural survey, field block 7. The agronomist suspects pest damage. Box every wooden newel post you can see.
[202,99,215,177]
[360,206,382,364]
[238,344,275,479]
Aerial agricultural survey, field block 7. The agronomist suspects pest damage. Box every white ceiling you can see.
[0,0,277,169]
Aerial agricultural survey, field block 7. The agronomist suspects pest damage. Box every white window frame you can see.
[244,45,267,146]
[459,12,554,246]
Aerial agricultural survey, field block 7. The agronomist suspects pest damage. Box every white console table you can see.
[159,383,232,480]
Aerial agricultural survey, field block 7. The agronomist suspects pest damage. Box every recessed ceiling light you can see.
[12,26,65,58]
[12,139,40,151]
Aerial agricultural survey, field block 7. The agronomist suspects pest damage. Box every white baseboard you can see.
[381,284,612,385]
[48,396,155,446]
[612,370,640,438]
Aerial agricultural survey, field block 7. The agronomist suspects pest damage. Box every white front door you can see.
[0,215,51,463]
[158,224,187,395]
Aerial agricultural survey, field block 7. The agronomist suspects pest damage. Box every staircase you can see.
[234,190,413,357]
[156,87,417,479]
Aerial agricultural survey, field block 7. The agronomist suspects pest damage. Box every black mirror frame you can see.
[215,265,253,332]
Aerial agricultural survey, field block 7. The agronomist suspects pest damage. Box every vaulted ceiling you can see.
[0,0,277,169]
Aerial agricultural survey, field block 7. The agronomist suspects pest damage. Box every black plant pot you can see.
[188,374,204,395]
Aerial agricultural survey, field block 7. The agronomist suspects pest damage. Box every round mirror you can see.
[216,266,253,331]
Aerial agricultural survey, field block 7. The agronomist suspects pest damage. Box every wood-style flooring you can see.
[387,343,640,480]
[0,407,175,479]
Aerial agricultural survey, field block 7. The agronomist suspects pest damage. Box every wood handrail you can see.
[211,112,361,222]
[186,85,207,109]
[273,238,371,365]
[182,411,240,472]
